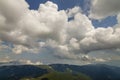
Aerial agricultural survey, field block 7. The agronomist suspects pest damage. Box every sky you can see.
[0,0,120,66]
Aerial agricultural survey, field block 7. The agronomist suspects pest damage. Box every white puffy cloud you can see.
[19,59,43,65]
[0,0,29,22]
[69,38,80,50]
[66,7,82,17]
[0,58,43,65]
[0,0,67,53]
[0,41,8,50]
[0,56,12,63]
[0,0,120,64]
[89,0,120,19]
[80,55,106,62]
[79,26,120,54]
[66,12,94,42]
[20,2,67,43]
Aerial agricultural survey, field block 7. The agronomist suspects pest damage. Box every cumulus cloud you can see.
[0,41,8,50]
[0,56,12,63]
[89,0,120,19]
[19,59,43,65]
[0,0,120,63]
[79,27,120,53]
[0,0,67,53]
[80,55,107,62]
[66,6,82,18]
[0,58,43,65]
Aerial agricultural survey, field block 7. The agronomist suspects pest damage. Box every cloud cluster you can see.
[0,0,120,63]
[80,55,107,62]
[0,57,43,65]
[0,0,67,53]
[19,59,43,65]
[89,0,120,19]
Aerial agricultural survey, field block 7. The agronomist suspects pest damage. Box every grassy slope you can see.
[21,65,92,80]
[39,71,91,80]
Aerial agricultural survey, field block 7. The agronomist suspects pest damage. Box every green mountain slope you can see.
[21,65,91,80]
[21,72,91,80]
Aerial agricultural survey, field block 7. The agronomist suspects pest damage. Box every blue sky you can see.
[0,0,120,66]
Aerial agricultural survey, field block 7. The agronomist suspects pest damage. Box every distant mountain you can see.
[0,61,23,66]
[0,65,48,80]
[50,64,120,80]
[0,64,120,80]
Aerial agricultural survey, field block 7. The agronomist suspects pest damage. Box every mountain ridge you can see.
[0,64,120,80]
